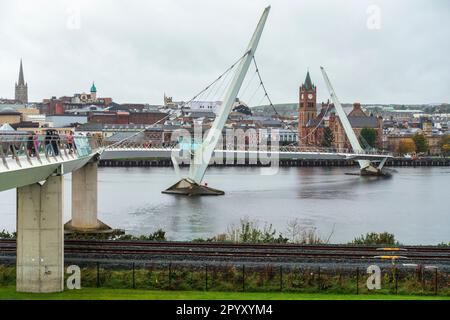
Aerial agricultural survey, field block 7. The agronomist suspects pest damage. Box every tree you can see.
[397,138,416,155]
[286,218,327,244]
[439,135,450,156]
[320,127,334,148]
[412,133,428,153]
[359,127,377,148]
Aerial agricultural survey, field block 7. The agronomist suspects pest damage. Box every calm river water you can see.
[0,167,448,245]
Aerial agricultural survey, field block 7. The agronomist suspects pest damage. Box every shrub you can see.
[351,232,398,245]
[226,218,288,244]
[0,230,16,239]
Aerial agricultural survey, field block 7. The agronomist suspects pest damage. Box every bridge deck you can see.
[100,147,392,162]
[0,137,100,192]
[0,140,392,192]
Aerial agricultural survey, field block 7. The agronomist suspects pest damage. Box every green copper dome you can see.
[90,82,97,93]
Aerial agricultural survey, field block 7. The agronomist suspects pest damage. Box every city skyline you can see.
[0,0,449,105]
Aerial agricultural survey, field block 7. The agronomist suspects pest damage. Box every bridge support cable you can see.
[239,68,259,100]
[163,6,271,195]
[252,57,334,151]
[104,51,249,151]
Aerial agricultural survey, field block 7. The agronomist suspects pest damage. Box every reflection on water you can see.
[295,168,392,200]
[0,166,448,245]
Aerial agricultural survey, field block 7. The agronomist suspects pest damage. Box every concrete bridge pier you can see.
[64,161,111,233]
[16,175,64,293]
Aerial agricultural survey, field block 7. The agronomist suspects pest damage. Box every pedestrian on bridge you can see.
[26,133,36,157]
[51,130,60,156]
[67,131,74,154]
[45,130,54,156]
[33,133,39,154]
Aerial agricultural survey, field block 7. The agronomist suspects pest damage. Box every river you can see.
[0,166,448,245]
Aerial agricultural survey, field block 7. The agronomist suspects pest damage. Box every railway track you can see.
[0,239,449,262]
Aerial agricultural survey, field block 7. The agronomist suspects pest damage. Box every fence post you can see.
[132,262,136,289]
[434,269,438,296]
[242,265,245,292]
[394,267,398,294]
[317,267,321,291]
[356,267,359,295]
[96,262,100,288]
[280,265,283,291]
[168,263,172,290]
[421,266,424,289]
[205,265,208,291]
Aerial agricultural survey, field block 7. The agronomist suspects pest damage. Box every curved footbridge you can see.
[0,137,109,293]
[101,146,392,164]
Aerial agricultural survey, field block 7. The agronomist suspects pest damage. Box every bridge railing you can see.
[279,146,393,156]
[102,140,178,150]
[0,135,101,169]
[101,140,392,156]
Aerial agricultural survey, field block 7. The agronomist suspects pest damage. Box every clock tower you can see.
[298,71,317,143]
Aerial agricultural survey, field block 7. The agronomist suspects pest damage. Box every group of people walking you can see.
[26,130,75,157]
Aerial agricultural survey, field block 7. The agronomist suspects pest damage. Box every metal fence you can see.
[66,262,450,295]
[1,262,447,296]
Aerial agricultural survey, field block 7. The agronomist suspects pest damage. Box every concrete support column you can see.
[16,175,64,293]
[72,161,98,228]
[65,161,110,232]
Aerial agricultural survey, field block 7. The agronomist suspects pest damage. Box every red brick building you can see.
[88,110,168,125]
[298,71,317,143]
[128,111,167,125]
[328,103,383,150]
[41,97,65,115]
[88,111,129,124]
[298,71,383,150]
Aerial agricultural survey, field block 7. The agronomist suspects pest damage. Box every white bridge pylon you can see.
[320,66,389,176]
[163,6,271,196]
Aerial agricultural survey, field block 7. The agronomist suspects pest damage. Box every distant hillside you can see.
[251,102,353,117]
[251,102,450,117]
[251,103,298,116]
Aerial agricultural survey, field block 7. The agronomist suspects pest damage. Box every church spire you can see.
[303,71,314,91]
[18,59,25,85]
[15,58,28,103]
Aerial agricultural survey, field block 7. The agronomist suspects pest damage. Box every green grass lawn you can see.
[0,286,449,300]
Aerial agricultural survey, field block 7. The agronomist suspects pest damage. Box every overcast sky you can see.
[0,0,449,105]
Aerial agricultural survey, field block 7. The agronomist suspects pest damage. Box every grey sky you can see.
[0,0,449,105]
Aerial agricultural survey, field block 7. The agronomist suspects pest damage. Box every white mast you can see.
[188,6,271,184]
[320,66,371,170]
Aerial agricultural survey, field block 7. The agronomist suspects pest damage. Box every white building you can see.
[185,100,222,113]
